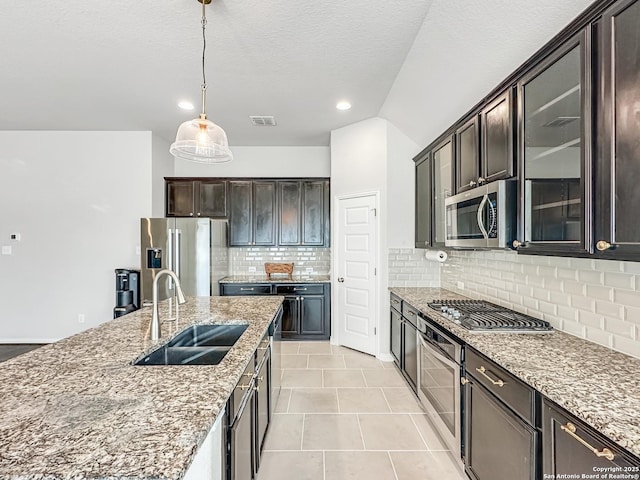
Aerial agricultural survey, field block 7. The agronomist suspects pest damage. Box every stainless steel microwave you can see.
[444,180,517,248]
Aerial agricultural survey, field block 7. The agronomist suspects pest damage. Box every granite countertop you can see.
[0,295,283,480]
[219,275,330,284]
[390,287,640,459]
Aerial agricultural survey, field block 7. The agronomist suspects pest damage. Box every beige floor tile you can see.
[343,354,384,368]
[390,451,466,480]
[324,451,396,480]
[410,413,449,451]
[288,388,339,413]
[257,451,324,480]
[281,354,309,368]
[280,342,300,354]
[382,387,425,413]
[263,414,304,451]
[274,388,291,413]
[302,414,364,450]
[337,388,391,413]
[323,369,366,388]
[281,369,323,388]
[298,342,333,354]
[308,354,346,368]
[330,344,362,354]
[381,360,396,369]
[358,413,427,450]
[362,368,406,387]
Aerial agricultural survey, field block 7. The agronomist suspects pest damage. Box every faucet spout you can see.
[150,269,187,341]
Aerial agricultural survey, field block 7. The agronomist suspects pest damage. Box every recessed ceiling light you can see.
[336,101,352,111]
[178,101,195,111]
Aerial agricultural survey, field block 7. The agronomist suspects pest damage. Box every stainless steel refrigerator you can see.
[140,218,228,304]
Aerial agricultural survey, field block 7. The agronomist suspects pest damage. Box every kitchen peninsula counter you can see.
[390,287,640,459]
[220,275,330,283]
[0,296,283,479]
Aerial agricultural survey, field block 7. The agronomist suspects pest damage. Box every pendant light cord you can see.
[200,0,208,118]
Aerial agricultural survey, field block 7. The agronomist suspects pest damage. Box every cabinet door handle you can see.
[240,287,255,291]
[460,377,469,385]
[475,366,505,387]
[512,240,525,249]
[189,212,194,217]
[596,240,614,251]
[469,180,477,187]
[478,177,486,184]
[560,423,615,461]
[197,212,201,217]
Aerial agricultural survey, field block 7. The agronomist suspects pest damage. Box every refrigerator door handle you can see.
[168,228,174,289]
[175,229,182,279]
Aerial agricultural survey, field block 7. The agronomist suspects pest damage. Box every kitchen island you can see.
[390,287,640,459]
[0,296,283,479]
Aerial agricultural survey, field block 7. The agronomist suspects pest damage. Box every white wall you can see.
[152,135,175,216]
[174,146,330,177]
[0,131,152,342]
[380,0,594,147]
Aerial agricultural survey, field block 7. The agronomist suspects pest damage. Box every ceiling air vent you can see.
[249,116,277,126]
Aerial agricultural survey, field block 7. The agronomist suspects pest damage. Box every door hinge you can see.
[372,208,377,217]
[374,327,377,335]
[374,267,377,276]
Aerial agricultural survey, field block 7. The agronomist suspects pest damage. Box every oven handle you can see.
[418,333,457,370]
[476,194,489,240]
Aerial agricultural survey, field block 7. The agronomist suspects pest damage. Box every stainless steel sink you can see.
[135,346,232,366]
[134,324,248,366]
[168,324,249,347]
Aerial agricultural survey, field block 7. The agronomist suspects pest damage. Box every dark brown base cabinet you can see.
[220,283,330,340]
[542,399,640,476]
[389,294,417,393]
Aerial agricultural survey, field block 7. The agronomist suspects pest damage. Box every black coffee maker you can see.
[114,268,140,318]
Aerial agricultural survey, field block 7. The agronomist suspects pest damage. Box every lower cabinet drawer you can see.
[221,284,272,295]
[274,284,324,295]
[466,348,536,425]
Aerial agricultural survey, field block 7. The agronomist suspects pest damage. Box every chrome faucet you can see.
[150,269,187,341]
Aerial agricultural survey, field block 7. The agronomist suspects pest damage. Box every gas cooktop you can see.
[427,300,553,333]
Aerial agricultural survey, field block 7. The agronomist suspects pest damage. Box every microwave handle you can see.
[486,198,496,236]
[476,194,489,239]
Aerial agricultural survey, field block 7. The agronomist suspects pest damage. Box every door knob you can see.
[337,277,345,283]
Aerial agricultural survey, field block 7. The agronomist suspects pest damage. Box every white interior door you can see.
[335,193,378,355]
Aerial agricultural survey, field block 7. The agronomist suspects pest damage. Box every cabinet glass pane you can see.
[433,140,453,244]
[523,46,582,243]
[613,0,640,244]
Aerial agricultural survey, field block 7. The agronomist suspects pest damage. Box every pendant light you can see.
[170,0,233,163]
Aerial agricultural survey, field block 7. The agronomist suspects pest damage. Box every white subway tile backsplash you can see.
[229,247,330,276]
[440,249,640,359]
[387,248,440,287]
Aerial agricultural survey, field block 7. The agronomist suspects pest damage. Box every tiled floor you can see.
[258,341,467,480]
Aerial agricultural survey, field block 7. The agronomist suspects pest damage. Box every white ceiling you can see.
[0,0,433,146]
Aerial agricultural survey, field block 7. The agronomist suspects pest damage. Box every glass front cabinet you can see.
[515,30,592,255]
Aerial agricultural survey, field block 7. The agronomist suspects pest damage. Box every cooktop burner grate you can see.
[427,300,553,332]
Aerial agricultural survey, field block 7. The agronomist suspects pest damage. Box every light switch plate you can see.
[1,245,12,255]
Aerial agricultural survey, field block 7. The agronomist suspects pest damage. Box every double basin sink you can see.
[134,324,248,366]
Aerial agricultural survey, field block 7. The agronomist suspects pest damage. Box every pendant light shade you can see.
[170,0,233,164]
[170,115,233,163]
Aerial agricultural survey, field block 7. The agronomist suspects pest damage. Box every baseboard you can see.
[0,338,59,344]
[377,352,394,363]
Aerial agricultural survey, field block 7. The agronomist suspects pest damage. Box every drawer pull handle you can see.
[392,300,400,305]
[560,422,615,461]
[475,366,505,387]
[243,372,254,377]
[238,384,251,390]
[294,287,308,291]
[406,311,415,316]
[240,287,255,291]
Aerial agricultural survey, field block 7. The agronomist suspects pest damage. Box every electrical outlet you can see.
[78,314,85,323]
[457,281,465,290]
[248,266,256,273]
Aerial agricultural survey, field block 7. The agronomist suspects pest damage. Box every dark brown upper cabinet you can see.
[278,180,329,247]
[455,116,480,193]
[414,150,432,248]
[594,0,640,260]
[165,179,227,218]
[432,136,455,247]
[228,180,276,247]
[481,89,516,184]
[514,29,592,256]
